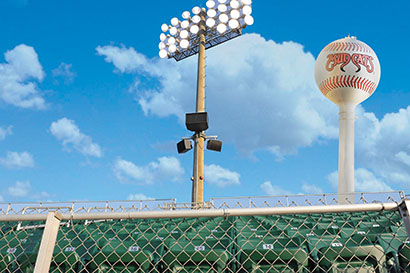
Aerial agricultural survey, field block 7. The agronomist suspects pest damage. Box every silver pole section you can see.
[338,103,356,204]
[0,203,398,222]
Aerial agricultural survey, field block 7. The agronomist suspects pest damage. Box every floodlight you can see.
[217,23,227,33]
[207,9,217,18]
[206,0,216,8]
[180,39,189,49]
[244,15,254,26]
[171,17,179,26]
[160,33,167,41]
[228,19,239,29]
[169,44,177,53]
[161,24,169,32]
[159,49,168,59]
[186,112,209,132]
[206,18,216,27]
[170,27,178,35]
[230,9,240,19]
[192,15,201,24]
[180,30,189,39]
[181,20,189,29]
[158,0,254,61]
[177,139,192,154]
[219,14,229,23]
[207,139,222,152]
[230,0,240,9]
[168,37,176,44]
[217,4,227,12]
[243,5,252,15]
[192,6,201,15]
[159,42,166,50]
[182,11,191,19]
[190,25,199,34]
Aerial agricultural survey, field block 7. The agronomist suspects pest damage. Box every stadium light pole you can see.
[159,0,254,204]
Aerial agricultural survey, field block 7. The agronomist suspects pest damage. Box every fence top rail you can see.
[0,192,404,218]
[0,202,401,222]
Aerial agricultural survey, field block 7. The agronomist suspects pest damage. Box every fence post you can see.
[399,199,410,238]
[33,211,62,273]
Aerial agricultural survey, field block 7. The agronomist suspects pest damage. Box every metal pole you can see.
[0,203,399,222]
[33,211,62,273]
[399,200,410,238]
[338,103,356,204]
[192,9,206,204]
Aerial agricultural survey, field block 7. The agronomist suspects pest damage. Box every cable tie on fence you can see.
[223,209,230,218]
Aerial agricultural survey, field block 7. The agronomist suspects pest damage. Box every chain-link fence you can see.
[0,194,409,272]
[0,221,44,272]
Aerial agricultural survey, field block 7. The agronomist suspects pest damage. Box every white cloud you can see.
[260,181,323,196]
[260,181,292,196]
[355,169,393,192]
[35,191,52,199]
[113,157,184,185]
[0,151,34,169]
[204,164,240,187]
[7,181,51,200]
[52,62,76,84]
[0,126,12,141]
[97,34,339,158]
[50,118,103,158]
[97,35,410,191]
[355,106,410,189]
[395,152,410,167]
[127,193,155,201]
[327,168,393,192]
[327,171,338,190]
[8,181,31,197]
[302,182,324,194]
[96,45,149,73]
[0,44,46,109]
[0,195,4,202]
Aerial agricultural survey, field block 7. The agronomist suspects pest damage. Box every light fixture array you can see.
[159,0,253,61]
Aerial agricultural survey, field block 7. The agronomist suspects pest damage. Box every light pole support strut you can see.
[192,10,206,204]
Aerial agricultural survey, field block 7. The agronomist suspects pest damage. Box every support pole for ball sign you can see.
[159,0,254,204]
[315,36,381,204]
[338,103,355,203]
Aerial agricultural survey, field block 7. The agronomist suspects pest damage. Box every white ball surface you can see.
[314,37,381,106]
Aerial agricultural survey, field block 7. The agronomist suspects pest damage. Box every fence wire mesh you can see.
[0,221,44,272]
[1,209,409,272]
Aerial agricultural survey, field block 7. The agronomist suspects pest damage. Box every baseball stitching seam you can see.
[319,75,377,96]
[324,41,372,53]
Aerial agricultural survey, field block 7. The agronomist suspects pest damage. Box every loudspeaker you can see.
[185,112,209,132]
[207,139,222,152]
[177,139,192,154]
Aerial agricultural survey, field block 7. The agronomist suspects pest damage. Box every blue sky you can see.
[0,0,410,203]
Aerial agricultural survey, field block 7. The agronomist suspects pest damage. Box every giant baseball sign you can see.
[315,37,381,106]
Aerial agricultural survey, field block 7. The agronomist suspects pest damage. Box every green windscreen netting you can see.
[0,210,409,272]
